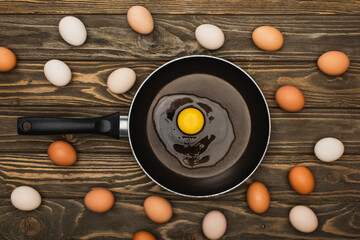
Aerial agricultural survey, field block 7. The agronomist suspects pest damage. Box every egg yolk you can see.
[177,108,204,135]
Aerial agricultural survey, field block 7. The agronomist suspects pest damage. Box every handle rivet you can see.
[22,121,32,131]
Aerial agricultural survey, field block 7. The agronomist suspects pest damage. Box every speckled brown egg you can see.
[127,6,154,34]
[252,26,284,51]
[144,196,172,223]
[275,86,305,112]
[288,166,315,195]
[0,47,16,72]
[317,51,350,76]
[47,141,77,166]
[246,182,270,214]
[84,188,115,213]
[133,231,156,240]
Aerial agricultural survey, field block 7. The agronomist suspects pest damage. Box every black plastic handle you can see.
[17,112,120,139]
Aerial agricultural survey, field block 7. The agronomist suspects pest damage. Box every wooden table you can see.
[0,1,359,239]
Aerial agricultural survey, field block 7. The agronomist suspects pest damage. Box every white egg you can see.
[107,68,136,94]
[44,59,72,87]
[11,186,42,211]
[202,210,227,240]
[195,24,225,50]
[314,137,344,162]
[59,16,87,46]
[289,206,318,233]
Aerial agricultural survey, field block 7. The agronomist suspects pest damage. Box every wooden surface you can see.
[0,0,359,239]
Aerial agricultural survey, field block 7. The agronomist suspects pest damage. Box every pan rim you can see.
[128,55,271,198]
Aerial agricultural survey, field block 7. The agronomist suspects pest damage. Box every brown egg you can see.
[275,86,305,112]
[127,6,154,34]
[288,166,315,195]
[47,141,77,166]
[246,182,270,214]
[317,51,350,76]
[144,196,173,223]
[84,188,115,213]
[252,26,284,51]
[133,231,156,240]
[0,47,17,72]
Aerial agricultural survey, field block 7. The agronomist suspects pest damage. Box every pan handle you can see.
[17,112,122,139]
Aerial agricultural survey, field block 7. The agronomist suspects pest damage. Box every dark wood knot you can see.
[137,29,159,50]
[186,232,204,240]
[20,217,41,236]
[65,134,78,143]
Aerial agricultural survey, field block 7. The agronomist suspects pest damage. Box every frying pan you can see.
[17,55,270,197]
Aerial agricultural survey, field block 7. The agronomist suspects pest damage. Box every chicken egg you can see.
[289,205,318,233]
[317,51,350,76]
[288,166,315,195]
[44,59,72,87]
[252,26,284,51]
[133,231,156,240]
[275,85,305,112]
[84,188,115,213]
[11,186,41,211]
[127,6,154,34]
[202,210,227,240]
[48,141,77,166]
[143,196,172,223]
[195,24,225,50]
[59,16,87,46]
[0,47,17,72]
[314,137,344,162]
[107,68,136,94]
[246,181,270,214]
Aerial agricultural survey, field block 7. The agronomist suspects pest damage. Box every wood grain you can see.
[0,153,359,202]
[0,15,359,61]
[0,198,358,240]
[1,0,359,239]
[1,61,359,108]
[0,0,359,14]
[1,107,359,154]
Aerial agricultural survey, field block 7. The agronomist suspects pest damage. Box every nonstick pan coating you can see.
[129,55,270,197]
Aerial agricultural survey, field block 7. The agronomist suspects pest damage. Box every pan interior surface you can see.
[148,74,251,178]
[129,56,270,197]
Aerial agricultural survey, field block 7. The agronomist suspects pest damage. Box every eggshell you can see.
[252,26,284,51]
[11,186,41,211]
[289,205,318,233]
[0,47,17,72]
[202,210,227,240]
[133,231,156,240]
[195,24,225,50]
[127,6,154,34]
[47,141,77,166]
[246,181,270,214]
[314,137,344,162]
[44,59,72,86]
[288,166,315,195]
[143,196,172,223]
[317,51,350,76]
[275,86,305,112]
[84,188,115,213]
[107,68,136,94]
[59,16,87,46]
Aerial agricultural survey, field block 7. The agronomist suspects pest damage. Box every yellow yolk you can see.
[177,108,204,135]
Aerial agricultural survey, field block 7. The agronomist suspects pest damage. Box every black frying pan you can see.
[17,55,270,197]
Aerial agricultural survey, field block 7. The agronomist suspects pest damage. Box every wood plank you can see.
[0,15,359,61]
[0,152,359,202]
[1,107,359,154]
[0,0,359,14]
[1,61,359,108]
[0,198,358,239]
